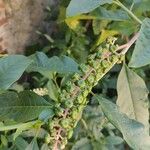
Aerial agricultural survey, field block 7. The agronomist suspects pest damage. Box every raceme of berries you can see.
[45,37,122,149]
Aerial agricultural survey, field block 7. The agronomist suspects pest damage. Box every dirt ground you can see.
[0,0,58,54]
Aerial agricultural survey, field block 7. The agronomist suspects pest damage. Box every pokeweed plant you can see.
[0,0,150,150]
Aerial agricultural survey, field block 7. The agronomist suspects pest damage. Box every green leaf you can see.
[133,0,141,3]
[48,55,79,74]
[129,18,150,67]
[66,0,112,17]
[96,30,119,45]
[39,109,54,122]
[41,144,49,150]
[105,136,123,145]
[47,80,59,101]
[13,121,39,140]
[117,65,149,132]
[92,20,109,35]
[72,138,92,150]
[111,21,137,36]
[29,52,79,77]
[92,7,129,21]
[0,91,53,122]
[97,96,150,150]
[25,139,39,150]
[28,52,53,79]
[0,121,37,131]
[0,55,32,90]
[134,0,150,12]
[22,128,48,139]
[1,135,8,146]
[15,137,28,150]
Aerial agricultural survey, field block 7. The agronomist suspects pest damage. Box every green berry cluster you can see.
[46,37,121,149]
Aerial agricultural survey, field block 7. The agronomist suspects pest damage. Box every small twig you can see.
[130,1,135,11]
[120,32,139,54]
[116,44,127,51]
[116,32,139,54]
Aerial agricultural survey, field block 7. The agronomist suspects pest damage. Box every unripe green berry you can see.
[87,59,94,65]
[82,89,89,98]
[62,89,67,95]
[71,109,79,120]
[78,105,84,112]
[96,67,105,78]
[110,45,117,52]
[65,81,73,92]
[49,121,55,130]
[51,128,57,137]
[110,54,118,62]
[101,60,110,68]
[55,107,64,117]
[80,64,89,73]
[66,81,72,87]
[67,85,75,93]
[88,53,96,61]
[77,94,84,104]
[65,93,71,99]
[64,99,73,108]
[95,47,102,57]
[87,75,95,85]
[55,103,60,108]
[60,119,71,129]
[77,80,86,89]
[72,73,80,81]
[92,61,100,70]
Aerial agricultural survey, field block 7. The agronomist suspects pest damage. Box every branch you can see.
[117,32,139,54]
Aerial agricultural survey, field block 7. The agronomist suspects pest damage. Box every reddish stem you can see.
[117,32,139,54]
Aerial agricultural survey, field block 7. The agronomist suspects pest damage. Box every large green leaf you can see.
[66,0,112,17]
[72,138,92,150]
[28,52,54,78]
[117,65,149,132]
[48,55,79,74]
[92,7,129,21]
[28,52,79,78]
[97,96,150,150]
[111,20,137,36]
[129,18,150,67]
[0,55,32,90]
[134,0,150,13]
[15,137,28,150]
[0,91,53,122]
[25,139,39,150]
